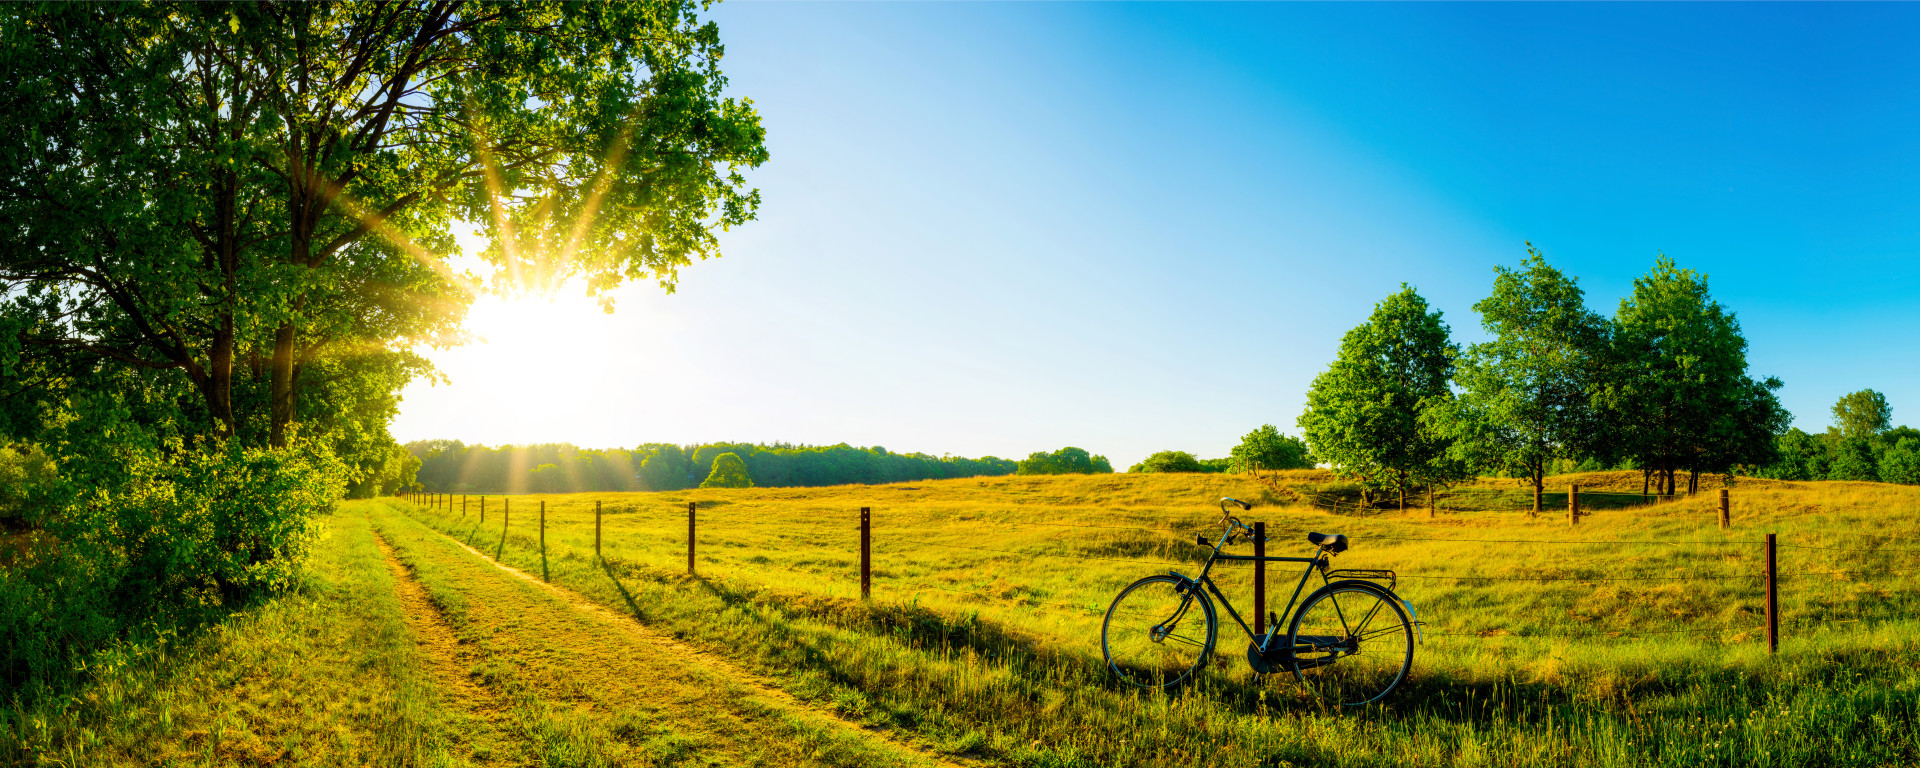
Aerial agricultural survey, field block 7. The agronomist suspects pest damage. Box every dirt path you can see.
[372,533,525,764]
[392,521,972,768]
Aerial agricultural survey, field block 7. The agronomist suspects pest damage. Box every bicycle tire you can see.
[1102,574,1216,690]
[1284,580,1413,706]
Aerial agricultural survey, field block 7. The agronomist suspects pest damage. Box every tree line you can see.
[408,441,1022,493]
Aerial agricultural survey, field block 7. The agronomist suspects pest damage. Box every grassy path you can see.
[365,500,961,768]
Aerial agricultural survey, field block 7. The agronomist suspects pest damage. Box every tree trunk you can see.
[1532,463,1544,517]
[269,323,297,448]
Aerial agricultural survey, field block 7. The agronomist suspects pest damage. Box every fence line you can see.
[399,492,1917,651]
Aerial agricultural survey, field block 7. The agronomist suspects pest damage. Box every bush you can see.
[700,452,754,488]
[0,440,341,689]
[1129,451,1205,473]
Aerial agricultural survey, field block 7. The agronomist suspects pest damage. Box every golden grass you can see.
[397,473,1920,767]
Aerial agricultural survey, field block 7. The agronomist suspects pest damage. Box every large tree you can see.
[1595,256,1787,495]
[1426,247,1606,515]
[1298,285,1466,509]
[0,2,767,450]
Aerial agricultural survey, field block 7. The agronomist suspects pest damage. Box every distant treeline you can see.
[406,441,1021,493]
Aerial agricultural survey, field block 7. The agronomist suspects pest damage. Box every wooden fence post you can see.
[860,507,871,601]
[504,497,510,533]
[687,501,697,576]
[595,500,602,560]
[1254,521,1267,639]
[480,495,486,523]
[539,500,546,561]
[462,495,467,516]
[1719,489,1730,530]
[1569,485,1580,526]
[1766,533,1778,654]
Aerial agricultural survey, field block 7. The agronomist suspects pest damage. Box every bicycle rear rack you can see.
[1326,568,1397,592]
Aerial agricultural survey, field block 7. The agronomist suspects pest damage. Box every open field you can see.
[389,472,1920,767]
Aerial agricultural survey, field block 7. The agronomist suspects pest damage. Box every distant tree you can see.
[1824,438,1878,482]
[1757,428,1828,481]
[1424,247,1607,514]
[1596,256,1785,496]
[700,452,754,489]
[1831,389,1892,441]
[1016,447,1106,475]
[1880,438,1920,485]
[529,463,564,493]
[1229,425,1314,473]
[1298,285,1466,509]
[1129,451,1205,474]
[638,445,694,491]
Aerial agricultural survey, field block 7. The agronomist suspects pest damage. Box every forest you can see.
[405,441,1022,493]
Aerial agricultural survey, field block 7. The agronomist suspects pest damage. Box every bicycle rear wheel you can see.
[1102,575,1216,690]
[1285,581,1413,706]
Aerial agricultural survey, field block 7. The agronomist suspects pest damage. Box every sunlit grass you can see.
[401,472,1920,767]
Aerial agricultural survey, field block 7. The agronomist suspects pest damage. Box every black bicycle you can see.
[1101,497,1421,706]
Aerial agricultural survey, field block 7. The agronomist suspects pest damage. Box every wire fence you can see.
[399,490,1918,646]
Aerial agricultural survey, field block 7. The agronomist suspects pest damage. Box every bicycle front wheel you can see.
[1286,581,1413,706]
[1102,575,1216,690]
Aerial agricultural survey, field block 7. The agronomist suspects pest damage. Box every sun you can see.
[448,284,619,407]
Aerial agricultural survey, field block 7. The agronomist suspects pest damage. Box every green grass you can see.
[402,472,1920,767]
[0,507,469,766]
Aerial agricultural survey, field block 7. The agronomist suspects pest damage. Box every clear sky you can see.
[391,2,1920,470]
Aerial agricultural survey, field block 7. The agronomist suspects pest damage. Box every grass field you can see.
[390,471,1920,767]
[7,472,1916,766]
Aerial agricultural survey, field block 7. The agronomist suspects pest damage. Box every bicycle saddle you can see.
[1307,532,1349,554]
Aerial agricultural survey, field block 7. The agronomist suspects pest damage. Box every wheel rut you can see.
[411,519,974,768]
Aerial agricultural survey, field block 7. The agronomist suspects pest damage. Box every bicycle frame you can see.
[1174,542,1328,652]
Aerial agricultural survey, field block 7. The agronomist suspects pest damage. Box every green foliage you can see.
[1016,446,1113,476]
[1596,256,1788,494]
[0,443,53,529]
[529,463,565,493]
[1228,425,1314,472]
[1831,389,1892,440]
[1298,285,1467,501]
[1128,451,1205,474]
[1880,438,1920,485]
[1826,438,1880,482]
[1426,247,1606,505]
[699,453,754,489]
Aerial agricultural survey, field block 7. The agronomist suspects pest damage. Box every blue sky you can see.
[392,2,1920,469]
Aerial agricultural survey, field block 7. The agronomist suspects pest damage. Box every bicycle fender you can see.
[1319,579,1423,645]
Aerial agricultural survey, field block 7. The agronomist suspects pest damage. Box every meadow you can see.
[392,471,1918,767]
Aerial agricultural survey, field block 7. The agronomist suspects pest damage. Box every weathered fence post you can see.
[687,501,697,576]
[504,497,510,533]
[595,500,603,560]
[1254,521,1267,638]
[1569,485,1580,526]
[1719,489,1730,530]
[860,507,872,601]
[480,495,486,523]
[462,495,467,516]
[1766,533,1778,654]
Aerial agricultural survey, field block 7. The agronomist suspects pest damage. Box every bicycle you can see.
[1100,497,1422,706]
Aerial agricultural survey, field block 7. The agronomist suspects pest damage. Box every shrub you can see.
[700,452,754,488]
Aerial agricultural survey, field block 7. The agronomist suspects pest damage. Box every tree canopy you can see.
[1832,389,1892,440]
[1228,425,1314,472]
[699,452,753,489]
[1016,446,1114,476]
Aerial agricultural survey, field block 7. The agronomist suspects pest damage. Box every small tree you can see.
[700,452,754,489]
[1228,425,1314,473]
[1298,285,1466,509]
[1831,389,1892,441]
